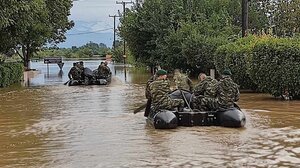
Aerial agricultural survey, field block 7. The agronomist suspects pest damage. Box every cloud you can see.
[70,0,125,22]
[62,0,132,48]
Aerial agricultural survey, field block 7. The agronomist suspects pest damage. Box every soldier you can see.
[194,73,218,97]
[144,73,158,117]
[103,61,111,77]
[216,69,240,109]
[77,61,85,80]
[68,62,81,80]
[149,69,184,112]
[193,73,218,111]
[173,69,193,92]
[97,62,105,77]
[145,74,157,99]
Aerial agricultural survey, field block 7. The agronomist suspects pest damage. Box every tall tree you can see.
[119,0,239,72]
[0,0,74,69]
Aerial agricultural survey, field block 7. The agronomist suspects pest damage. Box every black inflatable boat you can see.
[68,68,111,86]
[146,90,246,129]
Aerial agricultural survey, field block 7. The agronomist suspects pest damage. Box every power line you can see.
[66,28,113,35]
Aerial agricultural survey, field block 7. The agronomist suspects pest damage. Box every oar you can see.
[234,103,241,111]
[64,80,70,85]
[180,89,192,111]
[133,103,147,114]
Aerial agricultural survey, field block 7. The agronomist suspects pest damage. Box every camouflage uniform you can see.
[103,65,111,77]
[76,63,84,80]
[173,73,193,91]
[145,75,157,99]
[68,66,82,80]
[194,76,217,97]
[144,75,157,117]
[149,79,184,111]
[97,64,104,77]
[216,75,240,108]
[193,76,218,111]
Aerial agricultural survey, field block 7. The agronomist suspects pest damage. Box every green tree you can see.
[119,0,240,73]
[0,0,73,69]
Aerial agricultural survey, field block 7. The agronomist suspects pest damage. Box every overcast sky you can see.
[58,0,133,48]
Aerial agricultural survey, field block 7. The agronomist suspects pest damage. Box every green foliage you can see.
[81,42,109,56]
[244,0,300,36]
[0,0,74,69]
[112,46,124,63]
[271,0,300,37]
[0,62,23,87]
[182,33,228,74]
[214,35,259,90]
[250,37,300,99]
[119,0,300,73]
[35,42,110,58]
[120,0,240,73]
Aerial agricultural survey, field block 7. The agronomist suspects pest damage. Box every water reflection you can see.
[44,70,63,83]
[0,60,299,167]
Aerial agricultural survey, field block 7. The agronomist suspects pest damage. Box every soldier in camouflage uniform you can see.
[149,69,184,113]
[97,62,105,77]
[194,70,240,111]
[144,73,157,117]
[77,61,84,80]
[68,62,82,80]
[173,69,193,92]
[103,61,111,77]
[145,74,157,100]
[193,73,218,111]
[194,73,218,97]
[216,69,240,109]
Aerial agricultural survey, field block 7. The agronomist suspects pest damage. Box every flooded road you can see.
[0,61,299,167]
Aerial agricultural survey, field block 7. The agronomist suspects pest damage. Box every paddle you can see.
[133,103,147,114]
[179,89,193,111]
[64,80,70,85]
[233,102,241,111]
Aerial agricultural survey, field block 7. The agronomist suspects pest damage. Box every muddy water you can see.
[0,61,299,168]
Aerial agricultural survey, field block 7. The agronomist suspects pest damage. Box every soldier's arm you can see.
[193,82,205,96]
[173,76,179,89]
[145,79,154,99]
[68,69,72,79]
[187,77,193,91]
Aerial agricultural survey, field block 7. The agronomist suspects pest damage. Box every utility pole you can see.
[242,0,249,37]
[109,14,120,50]
[116,1,133,66]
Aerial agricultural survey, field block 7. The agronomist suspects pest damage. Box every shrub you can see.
[0,62,23,87]
[214,35,259,90]
[250,37,300,99]
[183,34,228,74]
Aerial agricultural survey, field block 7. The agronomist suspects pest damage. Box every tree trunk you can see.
[22,45,31,70]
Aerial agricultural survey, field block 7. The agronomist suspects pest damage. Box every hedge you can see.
[0,62,23,87]
[214,35,259,90]
[250,37,300,99]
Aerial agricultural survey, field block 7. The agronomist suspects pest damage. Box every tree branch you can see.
[15,49,24,60]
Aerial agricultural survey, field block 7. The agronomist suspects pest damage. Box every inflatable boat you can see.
[68,68,111,86]
[146,90,246,129]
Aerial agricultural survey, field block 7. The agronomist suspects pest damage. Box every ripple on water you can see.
[1,66,300,168]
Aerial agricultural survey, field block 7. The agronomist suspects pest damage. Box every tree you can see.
[0,0,74,69]
[119,0,240,73]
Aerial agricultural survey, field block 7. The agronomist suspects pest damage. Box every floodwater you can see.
[0,60,299,168]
